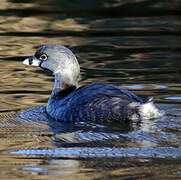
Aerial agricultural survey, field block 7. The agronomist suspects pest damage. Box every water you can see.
[0,0,181,179]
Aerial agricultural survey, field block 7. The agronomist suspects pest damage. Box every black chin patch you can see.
[39,60,43,67]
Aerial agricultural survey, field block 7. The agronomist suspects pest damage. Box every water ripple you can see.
[11,147,181,158]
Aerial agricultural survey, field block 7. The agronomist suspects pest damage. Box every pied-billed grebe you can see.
[23,44,162,122]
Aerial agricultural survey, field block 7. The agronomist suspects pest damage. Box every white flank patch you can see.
[138,102,163,119]
[128,101,164,120]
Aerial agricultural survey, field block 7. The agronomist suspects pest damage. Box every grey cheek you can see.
[41,60,57,72]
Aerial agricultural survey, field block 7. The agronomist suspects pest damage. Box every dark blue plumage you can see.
[46,82,146,122]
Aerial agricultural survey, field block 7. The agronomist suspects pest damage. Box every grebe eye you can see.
[39,54,48,60]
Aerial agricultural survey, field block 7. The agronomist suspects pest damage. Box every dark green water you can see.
[0,0,181,179]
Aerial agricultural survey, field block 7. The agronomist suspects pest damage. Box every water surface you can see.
[0,0,181,179]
